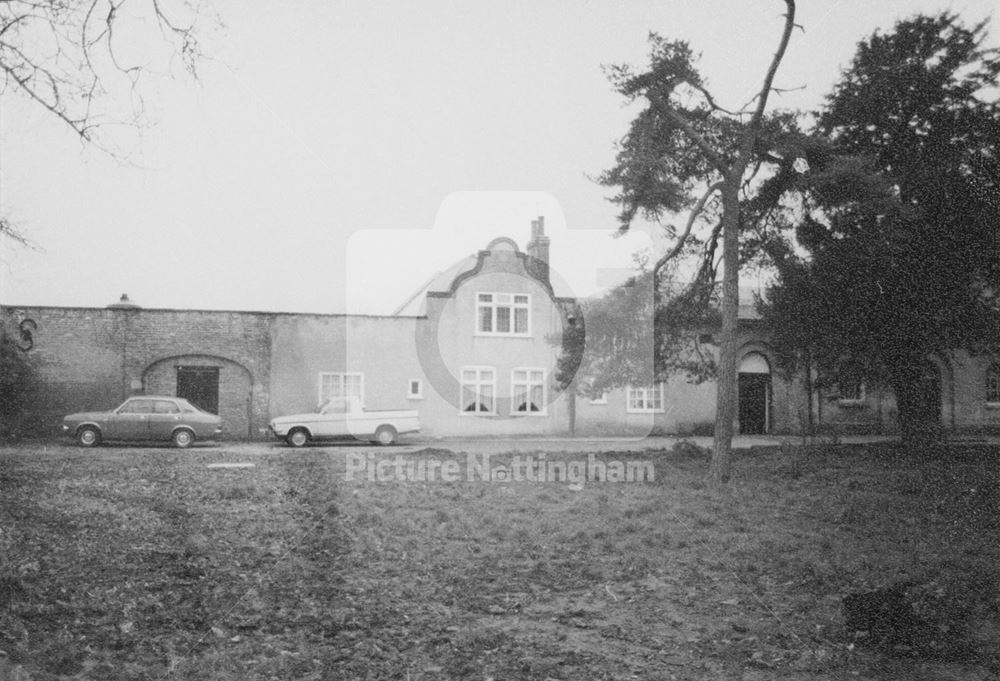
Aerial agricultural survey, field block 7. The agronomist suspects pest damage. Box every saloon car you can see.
[62,396,223,448]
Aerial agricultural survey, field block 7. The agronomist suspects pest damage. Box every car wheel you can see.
[172,429,195,449]
[287,429,309,448]
[374,425,397,446]
[77,426,100,447]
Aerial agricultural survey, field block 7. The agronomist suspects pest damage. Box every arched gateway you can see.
[143,355,255,439]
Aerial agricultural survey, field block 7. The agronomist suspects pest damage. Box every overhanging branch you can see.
[653,180,724,279]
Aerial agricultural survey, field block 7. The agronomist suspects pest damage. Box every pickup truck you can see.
[268,396,420,447]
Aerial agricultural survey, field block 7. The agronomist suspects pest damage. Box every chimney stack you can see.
[526,216,550,282]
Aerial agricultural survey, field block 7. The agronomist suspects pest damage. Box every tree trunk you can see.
[710,181,742,484]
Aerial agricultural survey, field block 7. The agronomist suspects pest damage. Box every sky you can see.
[1,0,997,315]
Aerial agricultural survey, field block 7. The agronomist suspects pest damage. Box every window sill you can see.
[837,399,867,408]
[985,402,1000,410]
[474,332,533,339]
[626,409,664,415]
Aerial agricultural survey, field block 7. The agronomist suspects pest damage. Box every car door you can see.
[110,398,153,439]
[148,399,181,440]
[315,398,350,437]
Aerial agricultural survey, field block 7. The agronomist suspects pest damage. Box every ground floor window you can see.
[837,378,865,403]
[461,366,495,414]
[512,368,546,414]
[627,384,663,413]
[319,372,364,406]
[987,365,1000,405]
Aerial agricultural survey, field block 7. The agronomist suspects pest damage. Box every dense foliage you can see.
[762,13,1000,439]
[0,331,38,437]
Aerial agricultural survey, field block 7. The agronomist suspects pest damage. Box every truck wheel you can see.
[287,429,309,448]
[172,429,195,449]
[374,425,397,446]
[77,426,101,447]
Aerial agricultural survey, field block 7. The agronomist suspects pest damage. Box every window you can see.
[319,372,364,406]
[837,367,865,403]
[589,393,609,405]
[408,379,423,399]
[476,293,530,336]
[837,380,865,403]
[119,399,153,414]
[461,367,495,414]
[627,385,664,413]
[153,400,180,414]
[987,366,1000,405]
[319,399,350,415]
[512,368,547,415]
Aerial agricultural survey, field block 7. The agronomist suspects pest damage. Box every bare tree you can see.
[0,0,212,243]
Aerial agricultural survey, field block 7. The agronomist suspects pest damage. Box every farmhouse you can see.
[3,218,999,439]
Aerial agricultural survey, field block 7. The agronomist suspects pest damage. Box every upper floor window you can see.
[319,372,364,406]
[477,293,530,336]
[461,366,495,414]
[987,365,1000,405]
[627,384,664,413]
[512,368,547,415]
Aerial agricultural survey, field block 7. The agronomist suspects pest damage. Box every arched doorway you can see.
[738,352,771,435]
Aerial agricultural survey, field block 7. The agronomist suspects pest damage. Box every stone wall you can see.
[1,305,272,438]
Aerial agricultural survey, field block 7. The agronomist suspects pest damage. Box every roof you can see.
[392,254,480,316]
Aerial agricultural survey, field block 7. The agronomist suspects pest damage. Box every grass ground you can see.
[0,441,997,680]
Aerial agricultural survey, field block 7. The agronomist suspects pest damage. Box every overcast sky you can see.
[2,1,997,314]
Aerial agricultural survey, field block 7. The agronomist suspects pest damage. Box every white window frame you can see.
[589,392,609,405]
[407,378,424,400]
[511,367,547,416]
[318,372,364,407]
[475,292,531,337]
[460,366,496,415]
[837,381,866,405]
[987,366,1000,406]
[626,384,664,413]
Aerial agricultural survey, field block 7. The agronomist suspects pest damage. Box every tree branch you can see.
[661,107,729,173]
[751,0,796,126]
[653,180,724,278]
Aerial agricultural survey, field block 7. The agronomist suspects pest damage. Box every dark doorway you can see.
[912,361,941,424]
[738,373,771,435]
[177,366,220,414]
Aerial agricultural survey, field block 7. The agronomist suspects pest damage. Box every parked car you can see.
[62,396,223,448]
[269,396,419,447]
